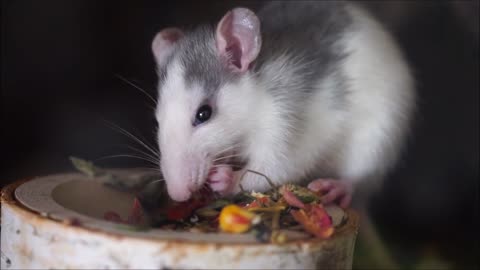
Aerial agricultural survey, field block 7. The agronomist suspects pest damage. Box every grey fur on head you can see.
[158,1,354,115]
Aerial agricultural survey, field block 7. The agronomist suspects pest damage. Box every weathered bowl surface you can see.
[1,170,358,269]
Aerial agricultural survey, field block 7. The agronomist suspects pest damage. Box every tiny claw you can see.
[207,165,235,195]
[308,179,334,192]
[339,193,352,209]
[308,179,353,209]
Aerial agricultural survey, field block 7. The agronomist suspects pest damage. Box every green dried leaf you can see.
[282,184,321,203]
[69,156,102,178]
[206,199,231,209]
[232,192,256,204]
[195,207,220,218]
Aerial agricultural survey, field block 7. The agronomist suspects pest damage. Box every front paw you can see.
[207,166,235,195]
[308,179,353,209]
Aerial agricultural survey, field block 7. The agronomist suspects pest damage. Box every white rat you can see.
[151,1,415,209]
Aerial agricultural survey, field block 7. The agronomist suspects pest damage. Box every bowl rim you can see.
[1,171,359,248]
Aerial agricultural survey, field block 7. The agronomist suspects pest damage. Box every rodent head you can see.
[152,8,262,201]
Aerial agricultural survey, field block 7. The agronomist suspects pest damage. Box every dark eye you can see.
[194,104,212,126]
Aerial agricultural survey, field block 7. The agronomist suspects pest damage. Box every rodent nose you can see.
[187,182,197,193]
[166,184,192,202]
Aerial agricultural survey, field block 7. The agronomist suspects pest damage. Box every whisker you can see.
[131,167,163,174]
[149,179,165,183]
[212,154,243,163]
[152,127,160,144]
[104,120,160,159]
[210,164,242,169]
[114,73,157,106]
[240,169,276,189]
[129,128,160,157]
[147,104,156,112]
[127,145,160,162]
[95,154,158,166]
[212,144,241,157]
[212,148,241,158]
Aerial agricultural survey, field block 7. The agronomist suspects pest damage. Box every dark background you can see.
[1,1,478,269]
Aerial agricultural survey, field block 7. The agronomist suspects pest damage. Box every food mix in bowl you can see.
[71,157,348,244]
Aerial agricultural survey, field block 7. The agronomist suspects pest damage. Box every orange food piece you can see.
[280,188,306,209]
[290,204,334,239]
[219,205,260,233]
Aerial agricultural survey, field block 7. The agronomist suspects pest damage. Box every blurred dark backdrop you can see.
[1,1,478,269]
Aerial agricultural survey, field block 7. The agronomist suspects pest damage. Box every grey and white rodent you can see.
[151,1,416,207]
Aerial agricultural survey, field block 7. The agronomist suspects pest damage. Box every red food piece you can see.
[210,216,220,227]
[104,211,124,223]
[127,197,144,225]
[194,187,214,202]
[290,204,334,239]
[230,211,252,225]
[63,217,83,226]
[243,196,272,210]
[258,196,271,205]
[244,200,261,209]
[280,188,306,209]
[105,188,214,224]
[104,197,144,225]
[165,188,214,221]
[166,201,195,221]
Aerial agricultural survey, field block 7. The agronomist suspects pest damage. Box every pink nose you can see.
[187,182,198,193]
[167,184,192,202]
[161,152,204,201]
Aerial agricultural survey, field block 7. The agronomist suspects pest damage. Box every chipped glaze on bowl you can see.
[1,171,359,269]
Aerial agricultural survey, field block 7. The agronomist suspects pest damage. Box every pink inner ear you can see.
[216,8,261,73]
[161,29,183,43]
[152,27,184,66]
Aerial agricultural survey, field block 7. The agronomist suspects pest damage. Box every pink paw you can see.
[207,166,235,195]
[308,179,353,209]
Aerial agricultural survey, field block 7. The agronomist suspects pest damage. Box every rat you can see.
[151,1,415,211]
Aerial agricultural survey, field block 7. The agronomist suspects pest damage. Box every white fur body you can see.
[153,2,415,201]
[218,4,415,194]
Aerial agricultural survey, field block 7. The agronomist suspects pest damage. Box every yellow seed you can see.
[271,230,287,244]
[219,205,259,233]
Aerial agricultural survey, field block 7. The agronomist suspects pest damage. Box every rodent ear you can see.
[215,8,262,73]
[152,27,184,66]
